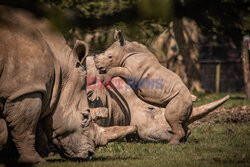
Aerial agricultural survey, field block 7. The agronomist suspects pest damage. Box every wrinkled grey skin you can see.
[87,56,230,142]
[0,6,136,163]
[94,29,193,145]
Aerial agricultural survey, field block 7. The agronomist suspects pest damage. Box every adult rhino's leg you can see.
[35,123,50,158]
[3,92,45,163]
[0,119,8,150]
[164,88,192,145]
[0,100,8,150]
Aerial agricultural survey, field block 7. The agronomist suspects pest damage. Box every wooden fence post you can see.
[215,63,221,93]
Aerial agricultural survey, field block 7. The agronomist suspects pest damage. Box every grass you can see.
[40,123,249,167]
[193,92,250,108]
[1,93,250,167]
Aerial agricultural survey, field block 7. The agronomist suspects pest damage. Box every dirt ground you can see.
[192,106,250,126]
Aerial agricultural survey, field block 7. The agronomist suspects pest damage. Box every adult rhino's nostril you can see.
[148,106,155,110]
[88,151,94,160]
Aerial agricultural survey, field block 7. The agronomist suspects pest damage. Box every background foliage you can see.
[1,0,249,92]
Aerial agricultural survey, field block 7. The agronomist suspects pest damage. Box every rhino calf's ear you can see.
[73,40,89,64]
[114,29,125,46]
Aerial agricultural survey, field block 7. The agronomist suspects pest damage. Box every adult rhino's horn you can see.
[187,95,230,124]
[94,124,137,146]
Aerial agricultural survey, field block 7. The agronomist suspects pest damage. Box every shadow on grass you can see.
[138,140,169,144]
[212,157,248,164]
[46,158,66,163]
[0,160,34,167]
[46,156,139,163]
[91,156,139,161]
[0,151,22,167]
[229,96,245,100]
[0,156,36,167]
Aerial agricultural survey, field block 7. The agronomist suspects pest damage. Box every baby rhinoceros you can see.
[94,29,193,145]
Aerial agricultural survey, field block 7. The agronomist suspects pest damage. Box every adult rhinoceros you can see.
[87,54,230,142]
[0,6,136,163]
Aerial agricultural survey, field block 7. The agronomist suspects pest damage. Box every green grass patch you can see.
[34,123,249,167]
[35,93,249,167]
[193,92,250,108]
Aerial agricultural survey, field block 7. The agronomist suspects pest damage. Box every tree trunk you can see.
[241,36,250,100]
[152,18,204,93]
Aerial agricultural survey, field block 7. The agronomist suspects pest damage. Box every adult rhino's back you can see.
[0,16,55,101]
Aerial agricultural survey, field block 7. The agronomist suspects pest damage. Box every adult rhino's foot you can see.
[18,152,46,164]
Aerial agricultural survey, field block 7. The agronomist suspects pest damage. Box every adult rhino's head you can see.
[51,40,136,160]
[53,107,137,161]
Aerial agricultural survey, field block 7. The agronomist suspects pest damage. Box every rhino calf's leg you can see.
[3,93,45,163]
[180,123,191,142]
[164,88,192,145]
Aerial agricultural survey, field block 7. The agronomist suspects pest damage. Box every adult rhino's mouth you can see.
[73,150,95,161]
[53,137,95,161]
[59,148,94,161]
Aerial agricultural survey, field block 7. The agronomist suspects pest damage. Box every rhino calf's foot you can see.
[181,125,191,142]
[168,124,192,145]
[167,125,183,145]
[167,123,186,145]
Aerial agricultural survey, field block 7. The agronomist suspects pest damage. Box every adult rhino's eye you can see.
[82,110,90,120]
[108,55,112,59]
[83,113,89,120]
[81,109,92,128]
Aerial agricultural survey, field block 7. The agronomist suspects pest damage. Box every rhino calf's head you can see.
[94,29,127,73]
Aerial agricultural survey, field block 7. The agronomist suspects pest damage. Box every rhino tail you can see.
[187,95,230,124]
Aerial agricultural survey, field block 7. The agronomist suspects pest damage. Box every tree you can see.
[241,36,250,100]
[2,0,249,92]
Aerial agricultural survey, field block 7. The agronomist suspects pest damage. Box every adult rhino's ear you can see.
[114,29,125,46]
[73,40,89,65]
